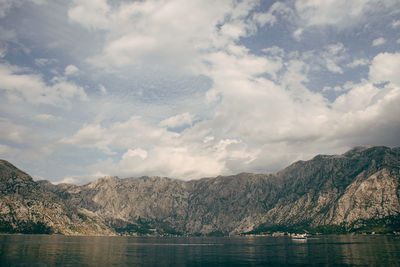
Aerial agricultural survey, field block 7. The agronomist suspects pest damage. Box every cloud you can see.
[262,46,285,58]
[369,52,400,86]
[253,12,276,28]
[347,58,370,68]
[0,25,17,58]
[57,172,106,185]
[372,37,386,46]
[321,43,347,73]
[294,0,397,28]
[0,0,45,18]
[61,115,258,180]
[34,58,57,67]
[99,84,107,95]
[68,0,110,30]
[12,32,343,180]
[0,63,87,105]
[0,116,61,164]
[328,53,400,145]
[88,134,259,180]
[392,20,400,28]
[0,144,19,157]
[64,65,79,76]
[292,43,347,74]
[322,86,345,92]
[0,46,6,58]
[93,145,226,180]
[295,0,362,27]
[290,0,400,39]
[34,113,58,121]
[159,113,194,129]
[0,0,23,18]
[69,0,267,73]
[60,116,179,153]
[0,118,29,144]
[123,148,148,160]
[292,28,304,41]
[332,82,379,112]
[255,1,294,30]
[99,68,397,180]
[0,25,16,42]
[60,123,111,152]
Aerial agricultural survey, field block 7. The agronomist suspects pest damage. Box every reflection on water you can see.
[1,234,399,266]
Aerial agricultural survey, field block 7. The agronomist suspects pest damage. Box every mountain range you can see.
[1,146,399,236]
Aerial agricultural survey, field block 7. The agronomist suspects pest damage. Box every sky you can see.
[0,0,399,184]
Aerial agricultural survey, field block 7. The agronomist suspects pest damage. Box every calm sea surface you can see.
[0,234,399,266]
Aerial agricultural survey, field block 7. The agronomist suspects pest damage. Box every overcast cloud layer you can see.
[0,0,399,184]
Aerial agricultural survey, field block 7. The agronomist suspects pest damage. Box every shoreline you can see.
[1,232,399,237]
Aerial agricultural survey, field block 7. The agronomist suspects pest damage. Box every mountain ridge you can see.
[1,145,399,236]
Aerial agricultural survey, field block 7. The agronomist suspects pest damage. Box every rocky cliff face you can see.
[1,146,399,235]
[255,146,400,233]
[0,160,114,235]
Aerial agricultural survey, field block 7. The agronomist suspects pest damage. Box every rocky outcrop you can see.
[0,160,114,235]
[1,146,399,235]
[255,146,400,232]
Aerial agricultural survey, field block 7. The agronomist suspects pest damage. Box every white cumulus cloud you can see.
[159,113,194,129]
[372,37,386,46]
[0,63,87,105]
[369,52,400,86]
[64,65,79,76]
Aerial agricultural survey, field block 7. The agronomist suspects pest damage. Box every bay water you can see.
[1,234,399,266]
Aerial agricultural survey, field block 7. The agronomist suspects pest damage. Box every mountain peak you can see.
[0,159,33,184]
[343,145,390,157]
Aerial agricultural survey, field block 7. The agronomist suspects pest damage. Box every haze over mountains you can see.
[1,146,399,236]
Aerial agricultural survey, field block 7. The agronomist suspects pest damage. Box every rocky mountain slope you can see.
[1,146,399,235]
[0,160,114,235]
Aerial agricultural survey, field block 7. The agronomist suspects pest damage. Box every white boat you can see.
[292,234,307,239]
